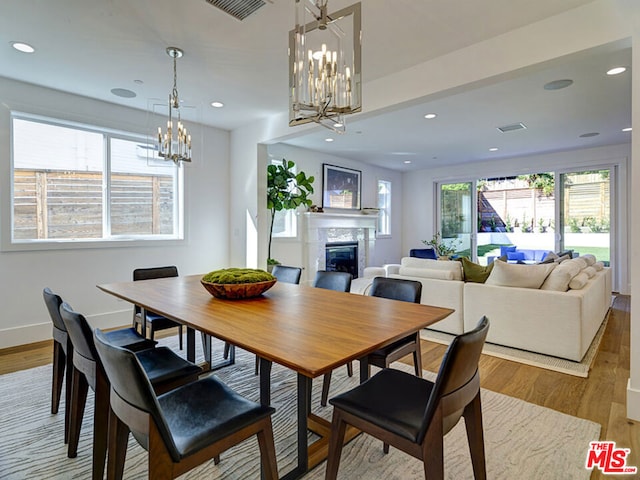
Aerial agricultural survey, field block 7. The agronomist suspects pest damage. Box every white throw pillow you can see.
[581,254,597,266]
[400,257,463,280]
[569,271,590,290]
[540,259,583,292]
[486,261,556,289]
[398,266,455,281]
[593,262,605,271]
[583,266,597,278]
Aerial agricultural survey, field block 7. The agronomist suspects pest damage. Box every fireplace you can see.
[325,242,359,278]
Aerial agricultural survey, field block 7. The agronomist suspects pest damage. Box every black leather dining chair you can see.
[363,276,424,379]
[132,266,183,349]
[60,303,201,480]
[326,316,490,479]
[43,288,74,444]
[312,271,355,407]
[94,328,279,480]
[271,264,302,284]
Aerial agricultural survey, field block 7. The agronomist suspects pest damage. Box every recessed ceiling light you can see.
[622,127,632,132]
[403,160,412,164]
[210,101,224,108]
[110,88,136,98]
[579,132,600,138]
[606,67,627,76]
[134,79,144,85]
[543,79,573,90]
[11,42,35,53]
[325,138,334,142]
[424,113,437,119]
[489,147,499,152]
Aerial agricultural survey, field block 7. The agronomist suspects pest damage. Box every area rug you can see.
[0,338,601,479]
[421,310,609,378]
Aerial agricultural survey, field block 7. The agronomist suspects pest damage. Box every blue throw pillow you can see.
[507,251,525,261]
[500,245,517,256]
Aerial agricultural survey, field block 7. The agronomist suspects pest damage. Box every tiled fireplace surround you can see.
[302,212,377,284]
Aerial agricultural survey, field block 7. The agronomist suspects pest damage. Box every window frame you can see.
[6,111,184,251]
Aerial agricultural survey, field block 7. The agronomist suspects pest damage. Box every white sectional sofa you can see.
[355,255,611,362]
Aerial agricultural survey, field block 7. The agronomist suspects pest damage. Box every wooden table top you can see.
[98,274,453,378]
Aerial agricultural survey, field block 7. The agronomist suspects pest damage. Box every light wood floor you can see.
[0,295,636,478]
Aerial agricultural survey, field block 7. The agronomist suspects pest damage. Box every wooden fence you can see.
[13,170,174,240]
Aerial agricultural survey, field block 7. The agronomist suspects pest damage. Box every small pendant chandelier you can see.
[289,0,362,134]
[157,47,192,164]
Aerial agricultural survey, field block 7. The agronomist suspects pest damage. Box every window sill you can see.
[2,236,185,252]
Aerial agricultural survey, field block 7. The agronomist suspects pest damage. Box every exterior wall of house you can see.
[0,77,230,349]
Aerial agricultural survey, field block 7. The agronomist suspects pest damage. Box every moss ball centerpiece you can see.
[201,268,277,299]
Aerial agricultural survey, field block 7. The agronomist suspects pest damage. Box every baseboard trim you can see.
[626,379,640,421]
[0,309,131,350]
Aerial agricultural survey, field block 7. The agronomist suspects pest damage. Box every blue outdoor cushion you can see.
[507,251,525,261]
[500,245,517,256]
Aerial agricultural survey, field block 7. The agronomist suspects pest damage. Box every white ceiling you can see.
[1,0,631,171]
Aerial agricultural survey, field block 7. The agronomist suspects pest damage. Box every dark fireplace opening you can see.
[325,242,358,278]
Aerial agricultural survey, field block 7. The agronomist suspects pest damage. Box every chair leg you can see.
[68,367,88,458]
[413,334,423,378]
[92,372,110,480]
[178,325,183,350]
[463,392,487,480]
[422,407,444,480]
[64,346,73,444]
[346,361,353,377]
[223,342,230,359]
[255,355,260,376]
[321,372,332,407]
[256,418,279,480]
[51,341,65,415]
[107,409,129,480]
[326,409,348,480]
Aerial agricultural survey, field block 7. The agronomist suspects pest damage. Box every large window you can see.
[377,180,391,236]
[11,114,183,244]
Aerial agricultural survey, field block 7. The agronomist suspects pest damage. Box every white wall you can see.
[402,143,631,294]
[266,143,404,270]
[0,77,231,348]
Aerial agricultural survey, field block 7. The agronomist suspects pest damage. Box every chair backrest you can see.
[313,270,353,292]
[43,288,66,332]
[419,316,489,442]
[132,266,179,314]
[271,265,302,285]
[59,303,99,385]
[409,248,438,260]
[369,277,422,304]
[93,329,178,459]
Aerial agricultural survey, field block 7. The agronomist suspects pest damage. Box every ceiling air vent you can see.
[497,122,527,133]
[205,0,266,20]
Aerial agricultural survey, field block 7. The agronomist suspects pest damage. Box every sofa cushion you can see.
[486,261,556,289]
[539,259,583,291]
[581,254,597,266]
[500,245,517,256]
[400,257,463,281]
[593,261,605,271]
[583,266,597,278]
[459,257,494,283]
[569,271,590,290]
[398,266,455,280]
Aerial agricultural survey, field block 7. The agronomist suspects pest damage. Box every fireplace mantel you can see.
[302,212,377,283]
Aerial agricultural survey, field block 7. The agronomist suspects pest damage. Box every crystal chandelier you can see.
[157,47,192,164]
[289,0,362,134]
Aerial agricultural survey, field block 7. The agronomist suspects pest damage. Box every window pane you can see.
[377,180,391,235]
[110,138,176,236]
[13,118,104,240]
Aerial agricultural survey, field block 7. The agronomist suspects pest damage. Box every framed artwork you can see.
[322,164,361,210]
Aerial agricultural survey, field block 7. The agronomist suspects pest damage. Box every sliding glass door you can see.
[438,182,473,257]
[559,169,611,266]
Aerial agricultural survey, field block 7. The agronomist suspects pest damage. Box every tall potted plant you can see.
[266,159,314,267]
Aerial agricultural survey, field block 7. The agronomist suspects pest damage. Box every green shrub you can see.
[203,268,274,284]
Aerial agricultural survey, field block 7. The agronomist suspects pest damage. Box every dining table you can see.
[97,274,454,480]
